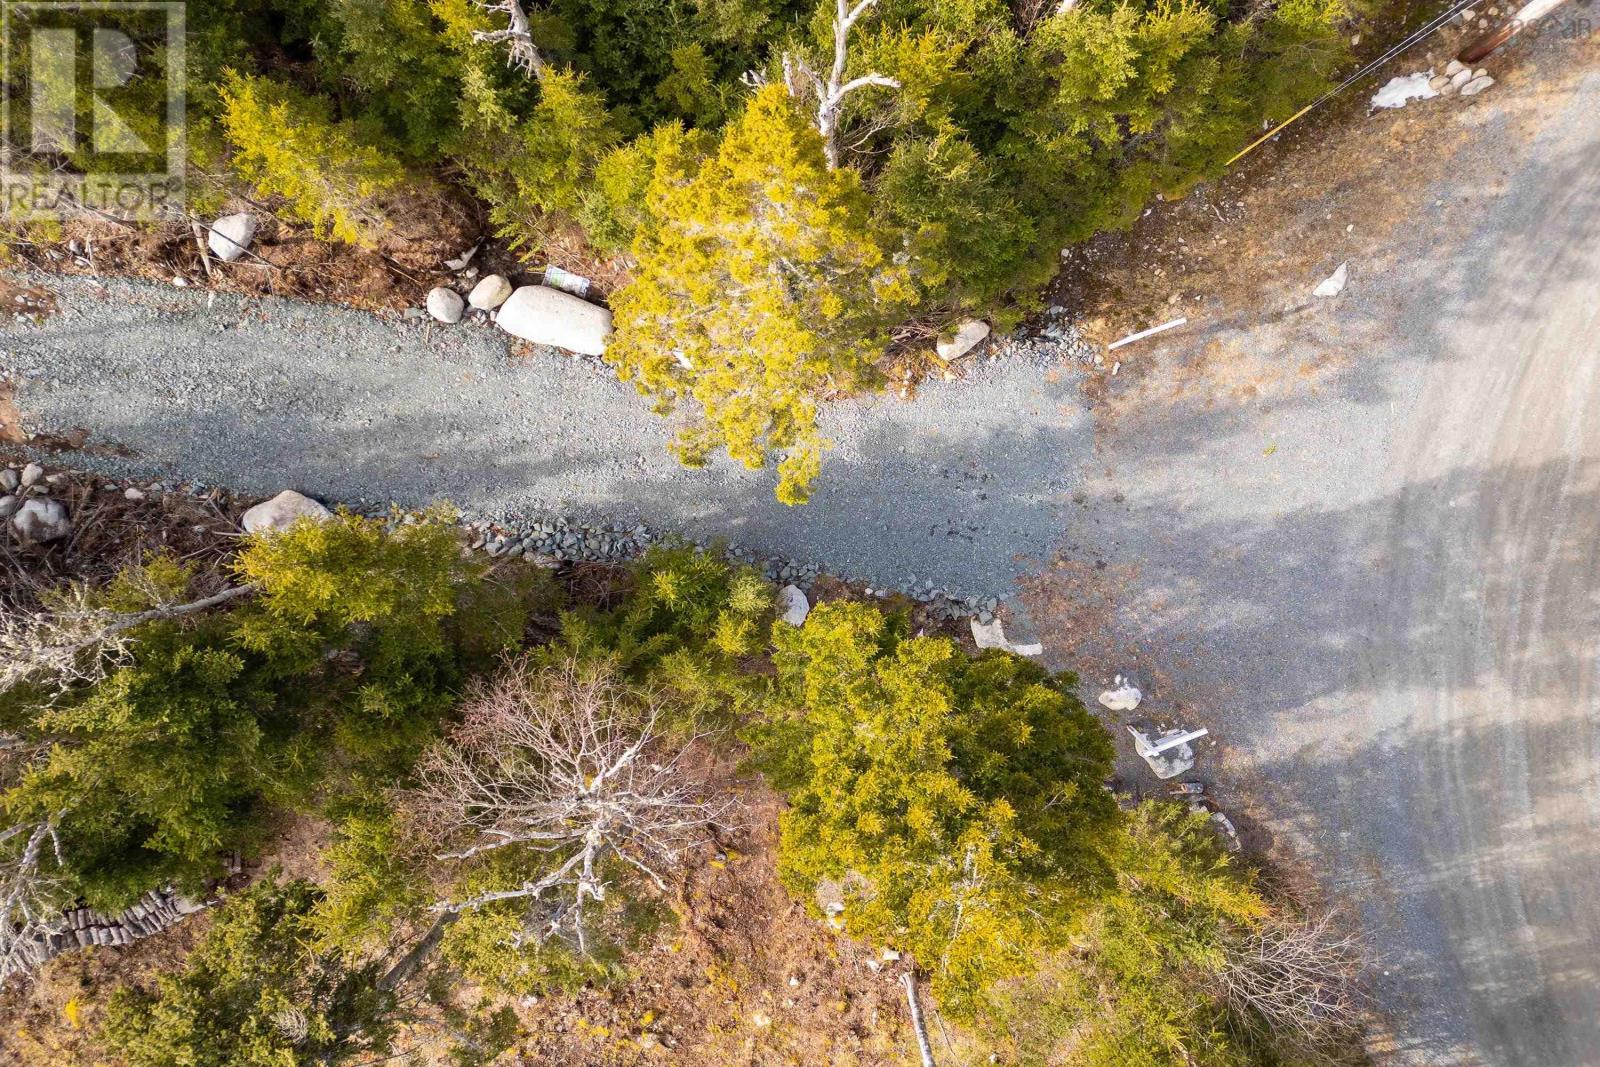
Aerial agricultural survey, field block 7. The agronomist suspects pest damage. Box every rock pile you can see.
[1,888,210,982]
[2,462,72,542]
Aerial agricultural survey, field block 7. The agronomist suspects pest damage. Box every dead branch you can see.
[407,657,731,955]
[0,582,255,697]
[901,971,937,1067]
[782,0,900,167]
[473,0,546,80]
[0,814,69,989]
[1219,911,1369,1046]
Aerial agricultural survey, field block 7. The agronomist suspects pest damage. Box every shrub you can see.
[767,600,1117,1015]
[217,71,406,245]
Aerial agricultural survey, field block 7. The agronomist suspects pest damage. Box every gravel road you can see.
[0,276,1087,601]
[6,39,1600,1067]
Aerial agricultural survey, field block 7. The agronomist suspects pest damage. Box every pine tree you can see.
[217,71,406,246]
[608,84,914,505]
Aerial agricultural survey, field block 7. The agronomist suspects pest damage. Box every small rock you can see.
[20,462,43,488]
[241,490,333,535]
[11,497,70,541]
[208,213,257,262]
[426,287,464,324]
[0,495,19,520]
[881,948,901,962]
[936,320,991,361]
[0,469,17,492]
[750,1012,772,1029]
[1445,59,1466,77]
[1450,67,1474,89]
[1461,75,1495,97]
[1313,262,1348,298]
[1428,73,1450,91]
[124,487,146,501]
[777,584,810,626]
[468,274,513,311]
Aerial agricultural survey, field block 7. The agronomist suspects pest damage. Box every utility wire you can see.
[1226,0,1489,166]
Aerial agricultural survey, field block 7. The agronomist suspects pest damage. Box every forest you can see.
[1,0,1352,501]
[0,492,1366,1066]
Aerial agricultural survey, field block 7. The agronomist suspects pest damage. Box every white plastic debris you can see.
[1107,317,1186,352]
[1128,725,1208,779]
[1313,262,1348,298]
[970,617,1043,657]
[542,265,592,298]
[777,584,810,626]
[444,244,479,271]
[1370,71,1438,110]
[1098,675,1143,711]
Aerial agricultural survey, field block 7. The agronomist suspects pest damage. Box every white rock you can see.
[468,274,513,311]
[426,287,464,324]
[0,495,19,520]
[1450,67,1474,89]
[1428,74,1450,91]
[1445,59,1466,76]
[496,285,613,356]
[970,617,1043,657]
[20,462,43,487]
[1313,262,1348,298]
[777,584,811,626]
[124,487,146,501]
[0,469,15,491]
[11,497,70,541]
[241,490,332,535]
[1461,75,1496,97]
[1098,677,1143,712]
[208,213,257,262]
[936,320,991,360]
[1370,72,1437,110]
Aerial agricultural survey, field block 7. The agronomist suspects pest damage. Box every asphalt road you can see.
[5,46,1600,1067]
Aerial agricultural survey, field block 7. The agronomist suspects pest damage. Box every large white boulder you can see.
[777,584,810,626]
[242,490,332,535]
[468,274,513,311]
[208,213,257,262]
[496,285,612,356]
[936,320,990,360]
[426,287,464,324]
[11,497,70,542]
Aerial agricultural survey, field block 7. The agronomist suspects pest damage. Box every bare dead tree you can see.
[0,744,69,992]
[473,0,546,80]
[782,0,901,168]
[1219,912,1369,1047]
[407,658,731,956]
[0,581,255,698]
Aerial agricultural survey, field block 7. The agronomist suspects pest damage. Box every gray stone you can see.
[208,213,257,263]
[11,497,70,541]
[777,584,810,626]
[1461,75,1495,98]
[936,320,991,361]
[0,495,16,521]
[241,489,332,535]
[0,469,16,491]
[468,274,514,311]
[495,285,613,356]
[426,287,465,324]
[20,462,43,487]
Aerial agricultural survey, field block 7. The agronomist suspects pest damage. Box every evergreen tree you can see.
[609,85,914,505]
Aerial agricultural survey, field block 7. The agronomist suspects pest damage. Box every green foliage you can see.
[1,513,517,909]
[5,622,266,907]
[105,877,397,1067]
[977,803,1276,1067]
[217,71,406,245]
[310,801,432,957]
[440,902,620,997]
[609,85,915,505]
[551,544,774,726]
[767,600,1117,1016]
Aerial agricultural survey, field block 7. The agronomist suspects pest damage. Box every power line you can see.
[1226,0,1489,167]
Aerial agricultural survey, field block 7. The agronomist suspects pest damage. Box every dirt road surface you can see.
[5,38,1600,1067]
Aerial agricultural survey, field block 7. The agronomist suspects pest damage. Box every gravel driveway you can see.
[6,41,1600,1067]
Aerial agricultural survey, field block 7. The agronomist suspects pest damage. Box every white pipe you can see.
[1151,727,1209,754]
[1107,316,1187,352]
